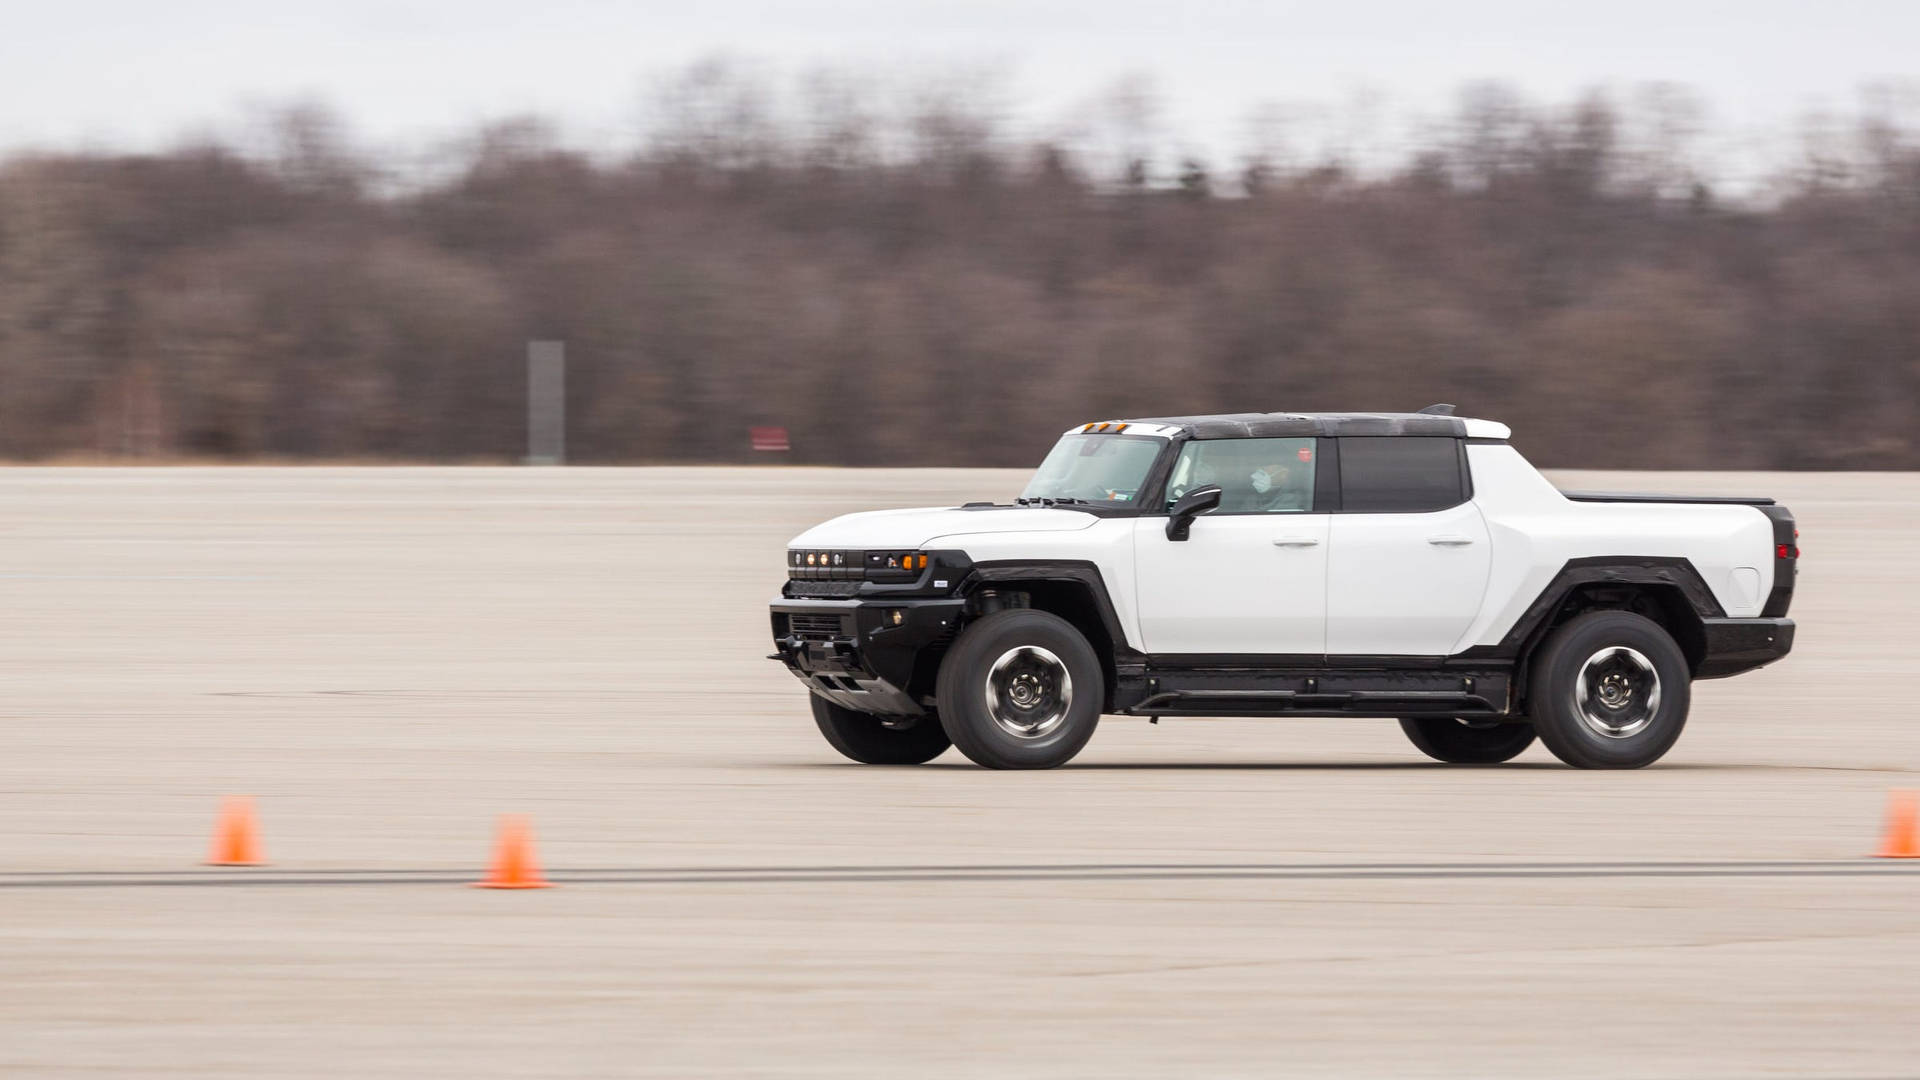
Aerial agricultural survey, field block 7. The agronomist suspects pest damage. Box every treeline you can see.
[3,76,1919,467]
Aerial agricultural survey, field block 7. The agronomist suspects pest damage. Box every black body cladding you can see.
[1759,504,1797,618]
[772,550,1791,719]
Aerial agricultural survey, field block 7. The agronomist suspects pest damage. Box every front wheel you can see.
[936,609,1103,769]
[810,695,951,765]
[1527,611,1692,769]
[1398,717,1537,764]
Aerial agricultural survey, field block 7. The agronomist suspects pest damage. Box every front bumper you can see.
[769,597,966,716]
[1695,617,1795,679]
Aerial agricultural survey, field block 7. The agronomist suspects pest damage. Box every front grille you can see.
[786,580,862,599]
[787,613,849,640]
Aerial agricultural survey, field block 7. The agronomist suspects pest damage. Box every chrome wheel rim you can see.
[984,645,1072,739]
[1573,646,1660,739]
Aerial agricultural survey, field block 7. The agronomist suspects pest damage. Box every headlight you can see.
[865,551,928,580]
[787,549,968,588]
[787,550,873,581]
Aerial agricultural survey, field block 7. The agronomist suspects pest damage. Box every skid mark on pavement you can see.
[2,859,1917,889]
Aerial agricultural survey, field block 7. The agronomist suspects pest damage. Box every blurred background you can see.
[4,1,1919,469]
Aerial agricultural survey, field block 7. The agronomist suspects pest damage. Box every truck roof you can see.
[1072,412,1512,441]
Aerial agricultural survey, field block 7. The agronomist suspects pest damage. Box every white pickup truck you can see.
[769,408,1797,770]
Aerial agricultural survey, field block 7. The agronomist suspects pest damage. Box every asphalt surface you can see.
[1,466,1915,1078]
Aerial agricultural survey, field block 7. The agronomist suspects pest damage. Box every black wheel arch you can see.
[1459,557,1722,698]
[959,560,1138,712]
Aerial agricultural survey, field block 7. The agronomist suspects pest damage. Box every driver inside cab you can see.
[1249,460,1310,512]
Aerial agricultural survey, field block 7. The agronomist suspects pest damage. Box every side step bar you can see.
[1123,688,1505,718]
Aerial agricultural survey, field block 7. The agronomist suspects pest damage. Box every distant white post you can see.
[526,341,565,465]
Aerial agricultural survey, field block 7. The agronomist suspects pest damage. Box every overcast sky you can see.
[4,0,1917,169]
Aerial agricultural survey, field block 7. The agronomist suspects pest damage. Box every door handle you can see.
[1427,535,1475,546]
[1272,536,1321,547]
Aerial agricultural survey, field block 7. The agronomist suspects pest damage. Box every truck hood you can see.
[788,506,1100,550]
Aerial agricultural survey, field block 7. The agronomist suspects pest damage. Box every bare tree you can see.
[2,67,1920,467]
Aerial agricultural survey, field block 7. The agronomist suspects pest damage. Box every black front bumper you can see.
[1695,617,1795,679]
[769,597,966,716]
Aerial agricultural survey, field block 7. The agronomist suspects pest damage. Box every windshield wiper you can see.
[1015,496,1090,506]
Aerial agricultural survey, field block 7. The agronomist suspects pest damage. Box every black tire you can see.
[810,695,951,765]
[936,609,1103,769]
[1398,717,1537,764]
[1526,610,1692,769]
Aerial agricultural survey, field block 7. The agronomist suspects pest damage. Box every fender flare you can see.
[1458,556,1723,671]
[961,560,1143,705]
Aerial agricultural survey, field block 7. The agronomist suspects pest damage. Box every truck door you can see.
[1132,436,1329,655]
[1324,437,1491,656]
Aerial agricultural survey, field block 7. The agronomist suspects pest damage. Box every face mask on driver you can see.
[1250,469,1273,494]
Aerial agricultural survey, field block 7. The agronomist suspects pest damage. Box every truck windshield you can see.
[1019,434,1165,505]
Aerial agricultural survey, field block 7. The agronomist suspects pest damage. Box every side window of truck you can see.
[1337,437,1465,512]
[1166,437,1317,514]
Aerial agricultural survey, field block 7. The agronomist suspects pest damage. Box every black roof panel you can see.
[1126,412,1469,439]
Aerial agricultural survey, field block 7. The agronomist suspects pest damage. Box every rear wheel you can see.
[1527,610,1691,769]
[936,609,1103,769]
[810,695,951,765]
[1398,717,1536,764]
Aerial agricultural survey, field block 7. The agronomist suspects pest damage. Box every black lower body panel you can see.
[1695,617,1795,679]
[769,597,965,716]
[1113,664,1514,719]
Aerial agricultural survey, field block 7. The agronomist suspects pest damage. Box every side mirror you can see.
[1165,485,1222,541]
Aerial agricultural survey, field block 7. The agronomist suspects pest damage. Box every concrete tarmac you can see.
[0,466,1914,1078]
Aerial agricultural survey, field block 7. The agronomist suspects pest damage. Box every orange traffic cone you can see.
[471,815,553,889]
[205,795,265,866]
[1874,790,1919,859]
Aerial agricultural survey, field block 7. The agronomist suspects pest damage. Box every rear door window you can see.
[1337,437,1465,512]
